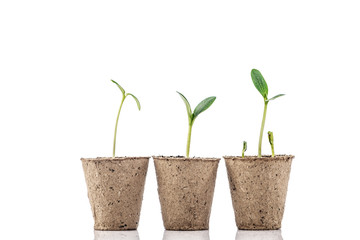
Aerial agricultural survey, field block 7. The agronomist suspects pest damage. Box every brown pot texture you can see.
[153,156,220,230]
[81,157,149,230]
[224,155,294,230]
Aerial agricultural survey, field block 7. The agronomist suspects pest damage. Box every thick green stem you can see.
[113,96,126,158]
[186,122,193,158]
[258,101,268,157]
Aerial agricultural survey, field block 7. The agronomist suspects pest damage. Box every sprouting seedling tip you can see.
[268,131,274,157]
[242,141,247,158]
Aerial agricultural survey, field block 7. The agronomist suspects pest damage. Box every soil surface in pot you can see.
[224,155,294,230]
[81,157,149,230]
[153,156,220,230]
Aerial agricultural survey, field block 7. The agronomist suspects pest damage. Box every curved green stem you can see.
[258,101,268,157]
[113,96,126,158]
[186,122,193,158]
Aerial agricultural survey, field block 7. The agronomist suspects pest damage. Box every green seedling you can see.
[242,141,247,158]
[268,131,274,157]
[177,91,216,158]
[111,80,141,158]
[251,69,284,157]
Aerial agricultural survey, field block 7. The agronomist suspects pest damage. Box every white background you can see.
[1,0,359,239]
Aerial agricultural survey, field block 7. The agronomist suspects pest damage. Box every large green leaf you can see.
[126,93,141,110]
[177,91,193,121]
[111,80,125,95]
[251,69,268,99]
[193,96,216,120]
[267,94,285,102]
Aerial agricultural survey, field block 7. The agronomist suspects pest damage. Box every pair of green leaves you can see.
[251,69,285,102]
[111,80,141,110]
[177,91,216,125]
[111,80,141,157]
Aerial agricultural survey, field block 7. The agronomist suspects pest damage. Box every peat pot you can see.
[224,155,294,230]
[153,156,220,230]
[81,157,149,230]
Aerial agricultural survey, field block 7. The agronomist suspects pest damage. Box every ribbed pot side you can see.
[81,157,149,230]
[224,155,294,230]
[153,157,220,230]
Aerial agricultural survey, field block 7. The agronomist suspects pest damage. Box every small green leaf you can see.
[111,80,125,95]
[251,69,268,99]
[267,94,285,102]
[126,93,141,110]
[193,96,216,120]
[177,91,193,122]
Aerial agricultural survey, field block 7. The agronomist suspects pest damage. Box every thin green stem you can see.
[113,96,126,158]
[258,100,268,157]
[271,144,275,157]
[186,122,193,158]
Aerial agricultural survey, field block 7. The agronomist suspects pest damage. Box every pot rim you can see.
[223,154,294,161]
[81,156,150,161]
[153,156,220,161]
